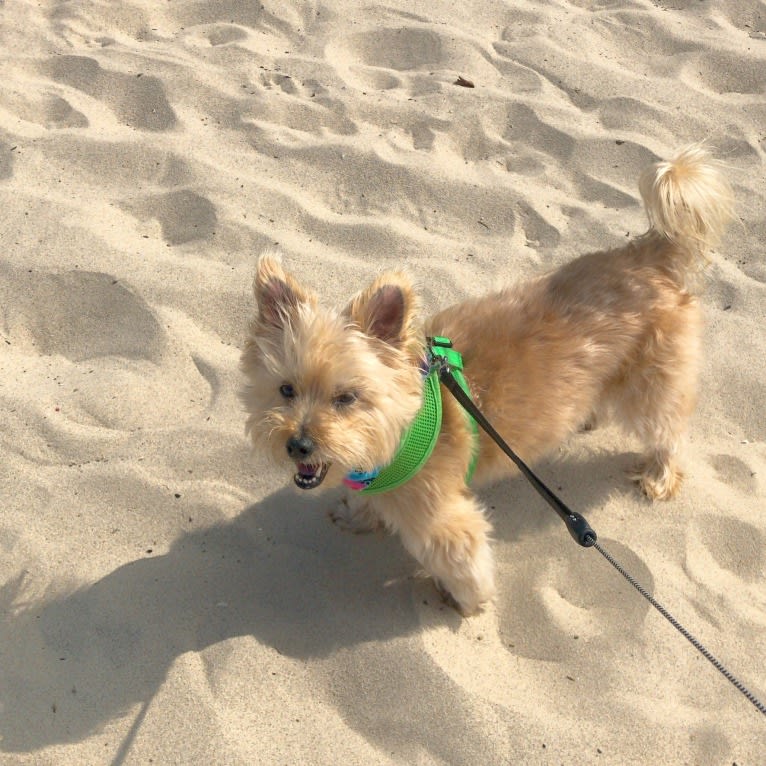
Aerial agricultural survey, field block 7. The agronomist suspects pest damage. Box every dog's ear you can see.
[345,272,419,349]
[253,252,315,330]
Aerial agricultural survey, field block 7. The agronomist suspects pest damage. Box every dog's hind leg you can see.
[621,297,702,500]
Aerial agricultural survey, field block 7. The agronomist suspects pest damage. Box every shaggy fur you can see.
[241,145,734,615]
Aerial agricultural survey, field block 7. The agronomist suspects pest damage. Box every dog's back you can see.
[431,146,734,499]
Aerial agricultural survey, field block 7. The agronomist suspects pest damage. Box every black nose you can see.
[286,434,315,460]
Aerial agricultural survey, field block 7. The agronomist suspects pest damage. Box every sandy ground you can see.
[1,1,765,763]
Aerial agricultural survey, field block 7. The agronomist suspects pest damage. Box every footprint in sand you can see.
[517,201,560,248]
[503,102,575,161]
[0,266,212,429]
[346,26,445,72]
[693,514,764,583]
[497,537,653,663]
[0,90,88,130]
[44,140,193,190]
[123,189,218,245]
[572,138,657,209]
[37,95,89,128]
[43,55,176,131]
[169,0,306,34]
[244,72,356,137]
[204,24,249,47]
[709,453,758,496]
[691,50,766,95]
[1,268,165,363]
[326,22,499,97]
[597,97,666,134]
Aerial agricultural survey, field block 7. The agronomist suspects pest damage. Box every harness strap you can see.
[428,337,480,484]
[351,367,442,495]
[343,337,480,494]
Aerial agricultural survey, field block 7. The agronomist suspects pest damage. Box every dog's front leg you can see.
[392,490,496,616]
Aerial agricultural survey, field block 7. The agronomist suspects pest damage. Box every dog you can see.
[240,145,734,615]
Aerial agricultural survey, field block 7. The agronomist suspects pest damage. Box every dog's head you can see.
[241,252,424,490]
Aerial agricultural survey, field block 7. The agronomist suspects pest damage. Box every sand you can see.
[1,0,765,763]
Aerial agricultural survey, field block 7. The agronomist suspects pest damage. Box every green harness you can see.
[343,337,479,495]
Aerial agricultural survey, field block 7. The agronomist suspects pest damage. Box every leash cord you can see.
[435,361,597,547]
[591,539,766,715]
[436,361,766,717]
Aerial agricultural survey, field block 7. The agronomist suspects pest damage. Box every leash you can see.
[433,351,766,718]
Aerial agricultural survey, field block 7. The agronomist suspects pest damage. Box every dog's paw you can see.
[430,539,496,617]
[433,579,475,616]
[629,458,683,501]
[328,497,382,534]
[433,578,492,617]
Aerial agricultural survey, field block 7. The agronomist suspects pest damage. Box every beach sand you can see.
[1,0,765,763]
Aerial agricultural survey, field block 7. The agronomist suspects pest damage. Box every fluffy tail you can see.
[639,144,734,258]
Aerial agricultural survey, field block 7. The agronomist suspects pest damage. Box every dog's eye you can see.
[333,391,357,407]
[279,383,296,399]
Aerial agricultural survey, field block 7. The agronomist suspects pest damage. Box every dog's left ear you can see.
[345,273,419,349]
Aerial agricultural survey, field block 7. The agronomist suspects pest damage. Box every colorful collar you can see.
[343,337,478,495]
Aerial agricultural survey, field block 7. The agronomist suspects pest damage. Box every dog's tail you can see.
[639,144,734,263]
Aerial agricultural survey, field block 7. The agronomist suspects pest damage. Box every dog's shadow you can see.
[0,487,416,752]
[0,449,638,761]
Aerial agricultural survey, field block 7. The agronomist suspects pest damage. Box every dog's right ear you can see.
[253,252,314,330]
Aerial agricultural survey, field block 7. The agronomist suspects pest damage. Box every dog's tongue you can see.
[297,463,317,477]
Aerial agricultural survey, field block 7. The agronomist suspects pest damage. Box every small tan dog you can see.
[241,145,733,615]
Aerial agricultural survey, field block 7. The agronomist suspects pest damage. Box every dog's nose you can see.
[286,434,315,459]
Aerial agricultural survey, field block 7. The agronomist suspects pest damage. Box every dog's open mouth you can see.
[293,462,329,490]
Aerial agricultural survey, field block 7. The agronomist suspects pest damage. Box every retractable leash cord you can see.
[433,350,766,717]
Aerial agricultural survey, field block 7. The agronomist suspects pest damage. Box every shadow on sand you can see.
[0,450,638,763]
